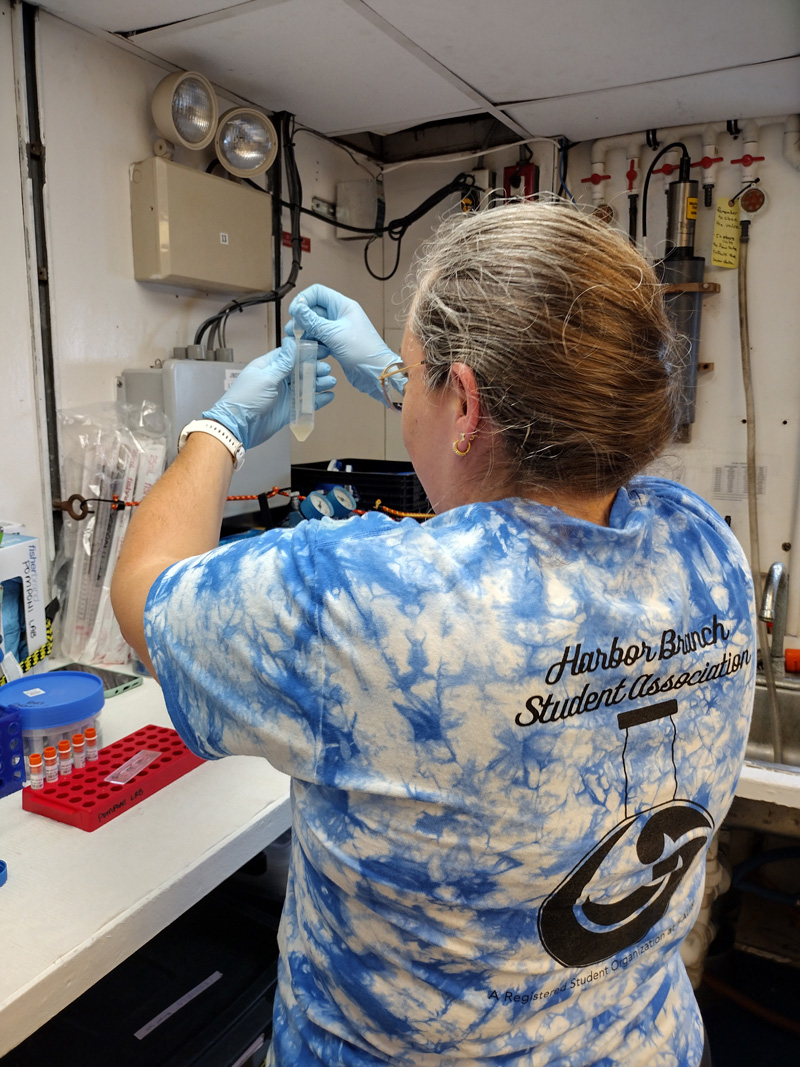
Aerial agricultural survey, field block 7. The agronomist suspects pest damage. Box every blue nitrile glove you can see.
[202,338,336,450]
[287,285,398,405]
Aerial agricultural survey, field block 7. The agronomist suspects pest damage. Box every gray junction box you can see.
[119,359,290,517]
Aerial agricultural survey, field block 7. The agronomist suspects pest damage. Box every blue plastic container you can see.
[0,671,104,766]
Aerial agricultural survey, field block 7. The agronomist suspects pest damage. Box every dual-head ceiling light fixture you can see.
[151,70,278,178]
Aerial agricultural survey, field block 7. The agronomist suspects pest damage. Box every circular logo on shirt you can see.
[538,800,713,968]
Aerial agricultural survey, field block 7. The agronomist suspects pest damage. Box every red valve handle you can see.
[652,162,680,176]
[625,162,638,190]
[730,154,765,166]
[691,155,724,169]
[581,172,611,185]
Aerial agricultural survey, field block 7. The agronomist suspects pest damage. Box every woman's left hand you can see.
[202,338,336,450]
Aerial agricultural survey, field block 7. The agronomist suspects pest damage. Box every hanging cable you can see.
[557,138,577,203]
[282,171,478,283]
[364,234,402,282]
[628,194,638,245]
[281,170,477,237]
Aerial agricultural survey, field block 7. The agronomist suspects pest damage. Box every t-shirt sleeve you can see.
[143,522,324,779]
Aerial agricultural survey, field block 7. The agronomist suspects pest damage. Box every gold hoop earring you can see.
[452,432,476,457]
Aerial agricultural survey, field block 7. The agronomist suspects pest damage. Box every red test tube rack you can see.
[21,724,203,831]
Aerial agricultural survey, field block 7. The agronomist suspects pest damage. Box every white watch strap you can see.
[178,419,245,471]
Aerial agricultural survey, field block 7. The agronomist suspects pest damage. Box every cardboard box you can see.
[0,528,46,661]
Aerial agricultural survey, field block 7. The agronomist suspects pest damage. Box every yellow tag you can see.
[686,197,698,220]
[711,199,740,269]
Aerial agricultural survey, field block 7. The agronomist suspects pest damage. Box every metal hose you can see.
[738,223,784,763]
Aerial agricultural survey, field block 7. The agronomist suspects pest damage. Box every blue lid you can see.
[0,860,6,888]
[0,671,104,730]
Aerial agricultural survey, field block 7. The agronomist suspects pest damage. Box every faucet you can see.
[759,562,789,675]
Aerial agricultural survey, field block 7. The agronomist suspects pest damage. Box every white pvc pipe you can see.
[588,115,793,189]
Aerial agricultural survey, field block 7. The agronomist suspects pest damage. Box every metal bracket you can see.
[663,282,721,294]
[311,196,336,218]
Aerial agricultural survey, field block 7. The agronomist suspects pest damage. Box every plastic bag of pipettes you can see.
[54,402,168,666]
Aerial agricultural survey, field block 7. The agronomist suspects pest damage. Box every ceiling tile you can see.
[39,0,255,35]
[128,0,480,133]
[504,58,800,142]
[364,0,800,103]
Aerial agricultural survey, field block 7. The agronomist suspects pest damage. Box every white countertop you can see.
[0,678,291,1057]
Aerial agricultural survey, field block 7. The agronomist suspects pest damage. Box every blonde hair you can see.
[408,201,680,496]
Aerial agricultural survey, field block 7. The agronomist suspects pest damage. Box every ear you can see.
[449,362,482,437]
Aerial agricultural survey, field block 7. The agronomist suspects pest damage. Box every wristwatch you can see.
[178,419,246,471]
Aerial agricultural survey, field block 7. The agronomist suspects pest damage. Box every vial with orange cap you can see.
[57,739,73,776]
[28,752,44,789]
[72,733,86,770]
[43,745,58,783]
[85,727,98,761]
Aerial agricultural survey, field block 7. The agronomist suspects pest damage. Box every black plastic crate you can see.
[291,458,429,513]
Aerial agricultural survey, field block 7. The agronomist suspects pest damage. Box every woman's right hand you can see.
[288,284,397,405]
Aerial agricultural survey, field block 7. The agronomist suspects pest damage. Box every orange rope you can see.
[59,487,433,522]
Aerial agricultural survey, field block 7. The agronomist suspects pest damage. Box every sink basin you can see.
[746,681,800,768]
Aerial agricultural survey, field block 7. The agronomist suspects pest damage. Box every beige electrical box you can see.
[130,157,272,293]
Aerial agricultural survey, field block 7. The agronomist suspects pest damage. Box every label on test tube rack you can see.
[21,725,203,831]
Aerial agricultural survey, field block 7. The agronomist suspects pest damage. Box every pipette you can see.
[291,324,317,442]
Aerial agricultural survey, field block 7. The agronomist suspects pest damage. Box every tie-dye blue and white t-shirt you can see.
[145,477,756,1067]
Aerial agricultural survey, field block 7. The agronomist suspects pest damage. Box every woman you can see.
[112,202,755,1067]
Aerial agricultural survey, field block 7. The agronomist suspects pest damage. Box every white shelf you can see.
[0,678,290,1057]
[737,759,800,810]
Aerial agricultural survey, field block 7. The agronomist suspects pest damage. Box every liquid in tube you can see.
[291,337,318,442]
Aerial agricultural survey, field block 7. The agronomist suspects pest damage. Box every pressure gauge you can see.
[299,492,334,520]
[326,486,357,518]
